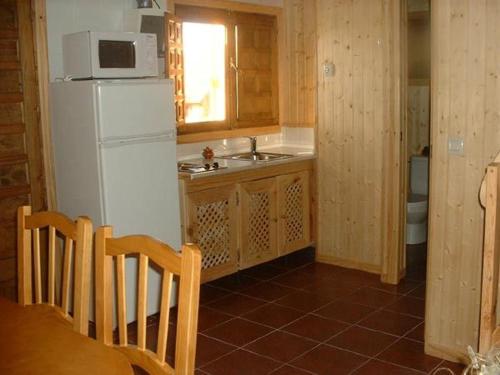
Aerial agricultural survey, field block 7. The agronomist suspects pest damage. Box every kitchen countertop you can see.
[178,146,315,180]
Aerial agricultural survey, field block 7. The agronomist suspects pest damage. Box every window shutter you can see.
[166,13,185,125]
[233,13,279,128]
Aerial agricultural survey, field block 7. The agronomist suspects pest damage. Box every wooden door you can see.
[185,185,238,282]
[0,0,46,300]
[239,177,278,269]
[277,171,310,255]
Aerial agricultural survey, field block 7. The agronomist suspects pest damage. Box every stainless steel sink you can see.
[217,152,294,162]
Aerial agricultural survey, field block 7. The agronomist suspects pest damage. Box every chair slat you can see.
[116,254,128,346]
[175,244,202,374]
[48,226,56,305]
[72,217,92,336]
[17,206,32,305]
[96,226,114,346]
[32,228,42,304]
[156,270,173,363]
[137,254,148,351]
[61,238,73,315]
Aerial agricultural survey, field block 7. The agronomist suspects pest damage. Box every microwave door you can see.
[90,31,158,78]
[98,40,136,69]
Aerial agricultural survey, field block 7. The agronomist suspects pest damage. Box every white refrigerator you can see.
[50,79,181,322]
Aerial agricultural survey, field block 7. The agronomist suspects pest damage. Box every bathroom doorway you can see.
[404,0,430,281]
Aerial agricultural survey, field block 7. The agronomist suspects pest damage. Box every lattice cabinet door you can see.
[277,171,311,255]
[185,185,238,282]
[239,178,278,269]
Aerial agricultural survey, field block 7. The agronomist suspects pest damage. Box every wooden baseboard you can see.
[424,342,469,364]
[315,254,381,275]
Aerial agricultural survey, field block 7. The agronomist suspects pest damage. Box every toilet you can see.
[406,155,429,245]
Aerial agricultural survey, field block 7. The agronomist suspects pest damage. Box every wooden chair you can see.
[95,225,202,375]
[479,159,500,353]
[17,205,93,335]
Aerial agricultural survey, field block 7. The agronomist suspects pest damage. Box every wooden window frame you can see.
[169,0,282,144]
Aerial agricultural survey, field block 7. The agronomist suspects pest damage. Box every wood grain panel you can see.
[425,0,500,361]
[0,103,22,124]
[239,177,278,268]
[0,133,24,154]
[0,162,28,187]
[235,13,279,128]
[0,0,46,300]
[316,0,403,276]
[0,71,20,92]
[0,1,18,29]
[281,0,317,128]
[0,223,17,258]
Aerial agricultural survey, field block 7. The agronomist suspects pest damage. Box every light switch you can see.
[323,62,335,77]
[448,137,464,156]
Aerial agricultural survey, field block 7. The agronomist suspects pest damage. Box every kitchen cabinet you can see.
[278,171,311,255]
[239,177,278,269]
[179,159,313,282]
[183,185,239,282]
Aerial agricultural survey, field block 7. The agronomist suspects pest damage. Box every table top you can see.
[0,297,134,375]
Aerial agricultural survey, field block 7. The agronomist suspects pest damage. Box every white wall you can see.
[46,0,282,81]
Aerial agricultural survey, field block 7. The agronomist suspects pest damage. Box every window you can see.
[166,3,279,141]
[183,22,226,123]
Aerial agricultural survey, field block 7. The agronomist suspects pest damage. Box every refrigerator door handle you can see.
[99,130,176,147]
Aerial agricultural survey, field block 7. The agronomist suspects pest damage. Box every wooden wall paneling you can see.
[17,0,45,211]
[281,0,316,128]
[0,0,46,300]
[425,0,500,361]
[316,0,403,277]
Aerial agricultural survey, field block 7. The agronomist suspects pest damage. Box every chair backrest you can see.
[479,162,500,353]
[17,206,93,335]
[95,225,201,375]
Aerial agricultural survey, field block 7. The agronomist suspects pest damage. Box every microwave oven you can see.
[62,31,158,79]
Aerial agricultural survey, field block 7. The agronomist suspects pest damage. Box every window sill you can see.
[176,125,281,144]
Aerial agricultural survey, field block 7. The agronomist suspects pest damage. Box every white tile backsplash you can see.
[176,127,314,160]
[281,127,315,147]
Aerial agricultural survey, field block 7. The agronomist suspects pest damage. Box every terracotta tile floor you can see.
[133,248,467,374]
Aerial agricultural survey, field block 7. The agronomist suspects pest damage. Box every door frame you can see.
[380,0,408,285]
[32,0,56,209]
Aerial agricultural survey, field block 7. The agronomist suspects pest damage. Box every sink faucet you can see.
[248,137,257,155]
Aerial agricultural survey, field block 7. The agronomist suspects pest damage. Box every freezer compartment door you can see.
[96,79,175,141]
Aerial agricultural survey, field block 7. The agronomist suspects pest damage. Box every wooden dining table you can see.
[0,297,134,375]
